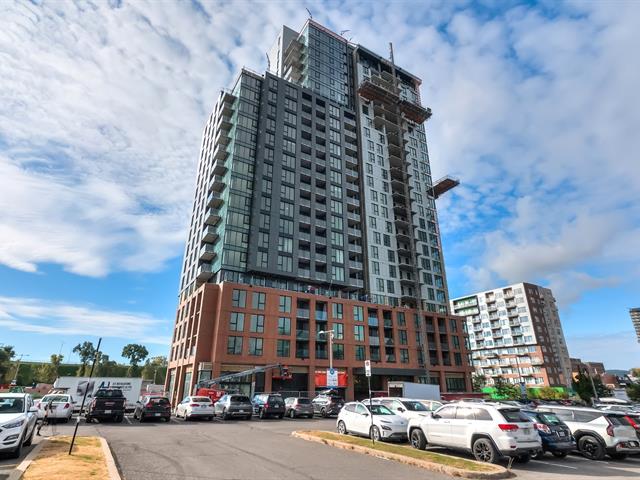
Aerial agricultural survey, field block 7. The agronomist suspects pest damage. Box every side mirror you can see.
[398,407,405,412]
[431,412,440,419]
[362,412,369,416]
[29,406,38,413]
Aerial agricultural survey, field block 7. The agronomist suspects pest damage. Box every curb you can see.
[99,437,122,480]
[7,439,47,480]
[292,431,512,479]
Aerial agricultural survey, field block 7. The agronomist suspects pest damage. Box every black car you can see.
[522,409,575,458]
[252,394,285,419]
[311,393,344,417]
[86,388,125,423]
[133,395,171,422]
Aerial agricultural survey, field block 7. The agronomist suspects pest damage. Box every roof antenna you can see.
[340,29,350,36]
[389,42,395,64]
[305,8,313,18]
[265,52,270,71]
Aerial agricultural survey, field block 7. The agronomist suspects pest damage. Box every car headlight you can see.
[381,425,392,431]
[2,418,25,429]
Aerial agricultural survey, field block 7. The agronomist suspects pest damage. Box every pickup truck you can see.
[86,388,125,423]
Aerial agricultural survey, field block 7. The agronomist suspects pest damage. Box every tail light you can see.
[606,424,614,436]
[91,399,97,408]
[64,403,70,409]
[264,403,269,408]
[498,424,519,431]
[189,403,199,407]
[534,422,551,434]
[145,403,153,408]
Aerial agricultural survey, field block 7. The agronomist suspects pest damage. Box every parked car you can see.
[86,388,125,423]
[0,393,38,459]
[622,413,640,440]
[542,406,640,460]
[408,401,541,464]
[521,409,575,458]
[133,396,171,422]
[284,397,314,419]
[419,400,445,412]
[311,393,344,417]
[35,394,75,423]
[175,396,214,421]
[337,401,408,442]
[252,394,285,419]
[362,397,434,421]
[215,394,253,420]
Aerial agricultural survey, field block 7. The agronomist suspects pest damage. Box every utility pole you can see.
[586,367,600,404]
[318,330,335,370]
[12,354,29,386]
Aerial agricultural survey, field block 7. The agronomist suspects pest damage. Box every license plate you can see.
[521,428,530,434]
[154,413,161,416]
[105,410,111,414]
[558,431,566,437]
[239,410,245,413]
[630,441,639,447]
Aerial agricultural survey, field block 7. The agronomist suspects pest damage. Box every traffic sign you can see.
[327,368,338,387]
[364,360,371,377]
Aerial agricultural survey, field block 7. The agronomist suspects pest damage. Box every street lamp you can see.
[318,330,335,371]
[12,354,29,386]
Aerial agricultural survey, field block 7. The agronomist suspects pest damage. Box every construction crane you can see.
[197,364,291,390]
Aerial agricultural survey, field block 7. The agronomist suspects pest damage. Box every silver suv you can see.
[541,406,640,460]
[408,401,541,463]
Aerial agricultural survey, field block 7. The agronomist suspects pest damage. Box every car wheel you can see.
[370,425,381,442]
[609,453,627,460]
[551,451,568,458]
[410,429,427,450]
[515,454,531,464]
[472,438,499,464]
[245,415,252,420]
[277,414,284,419]
[8,437,22,459]
[320,408,327,418]
[222,408,229,420]
[116,415,124,423]
[85,416,92,423]
[139,413,145,423]
[289,409,296,419]
[578,435,605,460]
[532,449,545,460]
[24,424,36,447]
[337,420,347,435]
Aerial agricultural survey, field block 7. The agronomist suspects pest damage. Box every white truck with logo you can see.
[53,377,143,412]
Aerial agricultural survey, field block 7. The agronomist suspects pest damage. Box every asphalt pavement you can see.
[2,415,640,480]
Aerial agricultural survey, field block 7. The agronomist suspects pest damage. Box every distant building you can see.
[452,282,572,388]
[570,357,586,380]
[631,308,640,342]
[585,361,606,376]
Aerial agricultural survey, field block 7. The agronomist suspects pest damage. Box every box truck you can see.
[53,377,143,411]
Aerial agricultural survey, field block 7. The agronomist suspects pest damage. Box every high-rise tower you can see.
[167,20,472,403]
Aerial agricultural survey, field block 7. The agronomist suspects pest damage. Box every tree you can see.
[493,376,520,399]
[121,344,149,377]
[472,373,486,393]
[35,354,64,384]
[0,345,16,383]
[572,373,608,404]
[142,356,168,384]
[630,368,640,378]
[626,382,640,402]
[537,386,564,400]
[94,353,118,377]
[73,341,96,376]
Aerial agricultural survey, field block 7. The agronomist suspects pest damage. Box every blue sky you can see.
[0,0,639,369]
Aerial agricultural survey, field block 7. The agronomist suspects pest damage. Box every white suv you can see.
[541,406,640,460]
[408,401,541,463]
[0,393,38,459]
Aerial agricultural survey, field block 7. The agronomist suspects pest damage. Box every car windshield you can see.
[192,397,211,403]
[0,397,24,413]
[148,397,170,405]
[330,396,343,402]
[296,398,311,404]
[269,396,284,404]
[95,390,123,398]
[367,404,393,415]
[537,412,564,425]
[401,401,428,411]
[499,409,531,423]
[231,396,250,403]
[42,395,69,403]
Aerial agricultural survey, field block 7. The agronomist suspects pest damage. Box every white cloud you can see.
[0,295,170,345]
[566,331,640,371]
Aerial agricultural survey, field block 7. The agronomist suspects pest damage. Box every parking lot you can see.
[2,414,640,480]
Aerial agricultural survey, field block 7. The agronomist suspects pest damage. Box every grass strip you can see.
[23,436,109,480]
[306,430,497,472]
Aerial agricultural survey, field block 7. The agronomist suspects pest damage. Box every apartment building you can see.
[451,282,572,389]
[631,308,640,343]
[167,19,473,403]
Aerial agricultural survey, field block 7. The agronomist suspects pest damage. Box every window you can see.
[257,251,268,268]
[353,306,364,322]
[258,232,269,248]
[333,322,344,340]
[279,296,292,313]
[229,313,244,332]
[399,330,408,345]
[227,336,243,355]
[252,292,266,310]
[354,325,365,341]
[277,339,290,357]
[277,254,293,272]
[332,303,343,319]
[232,289,246,308]
[400,349,409,363]
[436,406,456,419]
[250,314,265,333]
[355,345,366,361]
[249,338,263,356]
[278,317,291,335]
[333,343,344,360]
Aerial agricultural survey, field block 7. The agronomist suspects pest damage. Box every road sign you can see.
[364,360,371,377]
[327,368,338,387]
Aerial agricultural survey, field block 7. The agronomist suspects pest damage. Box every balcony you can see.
[213,144,228,162]
[315,272,327,281]
[196,263,213,282]
[347,197,360,208]
[299,250,311,260]
[345,167,358,179]
[348,244,363,254]
[298,232,311,243]
[315,311,327,321]
[209,175,225,191]
[299,215,311,225]
[348,227,361,238]
[298,269,311,278]
[315,254,327,263]
[199,244,217,261]
[351,278,364,288]
[315,202,326,212]
[207,191,223,208]
[296,330,310,341]
[216,114,232,131]
[297,309,310,319]
[350,261,363,270]
[204,207,221,226]
[201,226,219,244]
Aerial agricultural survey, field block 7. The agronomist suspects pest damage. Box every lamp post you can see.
[12,354,29,386]
[318,330,335,370]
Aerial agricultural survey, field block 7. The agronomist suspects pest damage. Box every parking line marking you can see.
[537,461,578,469]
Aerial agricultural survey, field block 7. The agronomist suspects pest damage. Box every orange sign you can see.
[314,370,348,387]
